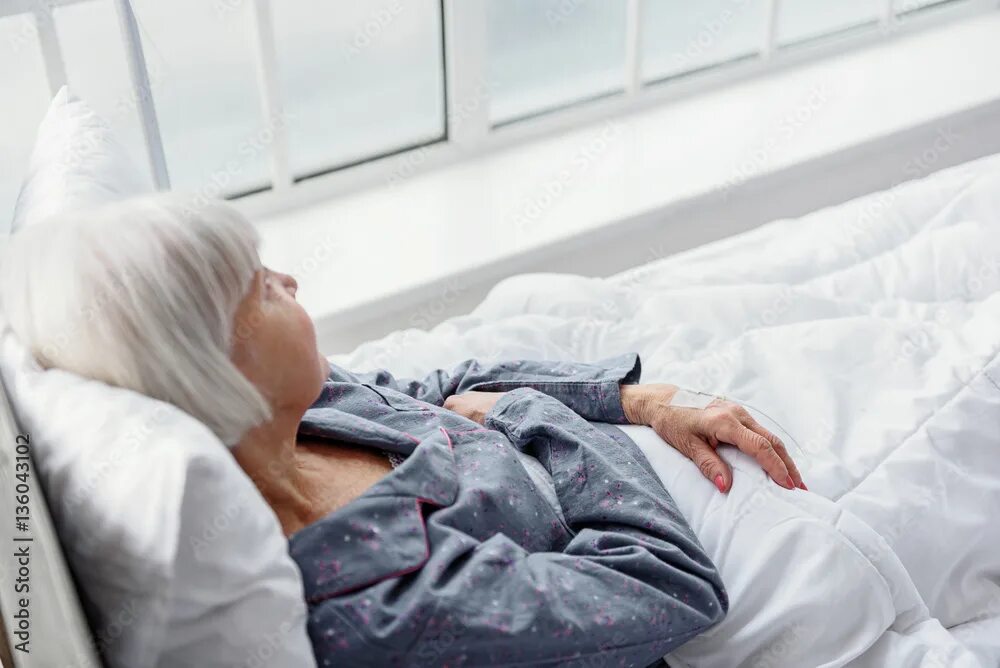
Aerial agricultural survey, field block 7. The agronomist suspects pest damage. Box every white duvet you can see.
[332,154,1000,667]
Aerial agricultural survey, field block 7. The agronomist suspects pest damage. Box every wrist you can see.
[620,383,678,424]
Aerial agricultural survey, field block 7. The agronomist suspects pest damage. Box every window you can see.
[54,0,150,185]
[895,0,960,21]
[56,0,431,196]
[128,0,273,195]
[272,0,445,179]
[486,0,627,125]
[777,0,881,45]
[0,13,51,225]
[641,0,770,83]
[0,0,993,227]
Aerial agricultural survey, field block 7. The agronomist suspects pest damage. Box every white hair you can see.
[0,193,272,445]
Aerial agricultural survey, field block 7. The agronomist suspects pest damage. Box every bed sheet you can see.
[332,153,1000,666]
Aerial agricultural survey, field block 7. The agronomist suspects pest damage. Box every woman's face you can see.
[230,266,329,414]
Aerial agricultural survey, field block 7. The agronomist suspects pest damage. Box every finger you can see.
[740,415,806,490]
[688,437,733,493]
[716,420,794,490]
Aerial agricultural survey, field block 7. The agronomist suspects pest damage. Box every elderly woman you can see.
[1,195,803,666]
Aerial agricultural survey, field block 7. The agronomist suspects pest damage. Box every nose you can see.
[277,271,297,296]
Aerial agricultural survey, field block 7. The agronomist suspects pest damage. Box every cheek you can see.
[292,303,319,353]
[235,302,316,378]
[288,304,326,377]
[291,307,329,400]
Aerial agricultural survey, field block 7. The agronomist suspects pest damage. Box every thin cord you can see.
[680,389,809,459]
[728,395,808,460]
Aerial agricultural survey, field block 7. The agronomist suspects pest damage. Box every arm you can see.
[341,389,726,666]
[620,384,805,493]
[331,353,642,423]
[338,354,804,494]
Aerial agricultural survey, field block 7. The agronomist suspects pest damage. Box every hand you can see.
[443,391,505,425]
[621,384,805,494]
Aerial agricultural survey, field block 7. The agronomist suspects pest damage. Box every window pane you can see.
[0,14,52,233]
[272,0,445,179]
[130,0,270,196]
[642,0,768,83]
[54,0,151,186]
[487,0,627,125]
[778,0,881,45]
[894,0,962,20]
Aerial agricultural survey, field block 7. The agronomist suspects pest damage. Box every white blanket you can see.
[332,154,1000,667]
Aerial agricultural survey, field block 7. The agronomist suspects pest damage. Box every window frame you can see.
[3,0,997,220]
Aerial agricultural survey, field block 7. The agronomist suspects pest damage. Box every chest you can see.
[294,439,394,518]
[301,383,571,549]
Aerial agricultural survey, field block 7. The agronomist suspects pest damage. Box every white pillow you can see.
[10,86,152,231]
[1,87,316,668]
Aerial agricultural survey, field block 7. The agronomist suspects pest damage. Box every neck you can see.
[232,406,312,536]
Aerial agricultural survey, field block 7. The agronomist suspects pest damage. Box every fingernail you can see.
[799,481,809,491]
[786,475,796,490]
[714,475,726,493]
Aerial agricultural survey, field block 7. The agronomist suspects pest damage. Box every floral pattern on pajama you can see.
[289,354,727,667]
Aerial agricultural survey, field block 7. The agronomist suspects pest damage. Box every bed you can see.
[330,151,1000,667]
[2,106,999,667]
[0,324,100,666]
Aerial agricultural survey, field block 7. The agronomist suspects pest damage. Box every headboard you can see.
[0,1,167,663]
[0,353,104,667]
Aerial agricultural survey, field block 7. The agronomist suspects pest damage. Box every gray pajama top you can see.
[290,354,727,667]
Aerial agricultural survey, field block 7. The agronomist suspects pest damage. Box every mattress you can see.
[332,153,1000,667]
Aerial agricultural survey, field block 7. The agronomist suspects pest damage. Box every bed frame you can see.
[0,372,102,667]
[0,0,172,663]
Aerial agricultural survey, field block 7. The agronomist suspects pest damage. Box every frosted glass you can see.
[895,0,963,21]
[272,0,445,178]
[488,0,627,125]
[778,0,881,45]
[0,14,53,232]
[54,0,150,186]
[127,0,271,195]
[642,0,769,82]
